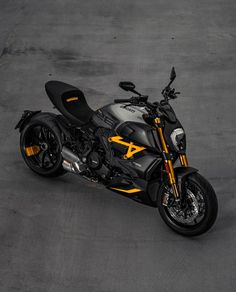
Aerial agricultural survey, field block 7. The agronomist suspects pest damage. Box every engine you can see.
[61,119,162,183]
[73,127,111,181]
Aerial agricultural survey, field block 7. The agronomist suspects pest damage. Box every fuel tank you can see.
[92,103,159,149]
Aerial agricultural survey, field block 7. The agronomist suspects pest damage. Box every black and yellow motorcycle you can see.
[15,67,218,236]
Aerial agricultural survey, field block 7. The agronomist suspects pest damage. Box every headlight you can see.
[170,128,186,151]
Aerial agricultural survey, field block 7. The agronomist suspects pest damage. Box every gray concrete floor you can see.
[0,0,236,291]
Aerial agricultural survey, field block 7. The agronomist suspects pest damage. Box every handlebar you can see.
[114,95,148,104]
[162,86,180,100]
[114,96,159,117]
[114,98,132,103]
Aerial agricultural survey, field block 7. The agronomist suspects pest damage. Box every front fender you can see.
[149,166,198,206]
[174,166,198,193]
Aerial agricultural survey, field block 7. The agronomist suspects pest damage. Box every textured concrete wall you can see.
[0,0,235,291]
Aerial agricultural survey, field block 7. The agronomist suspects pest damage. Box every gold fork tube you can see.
[179,154,188,167]
[155,118,180,199]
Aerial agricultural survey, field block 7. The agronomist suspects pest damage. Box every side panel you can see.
[117,153,163,179]
[116,121,159,150]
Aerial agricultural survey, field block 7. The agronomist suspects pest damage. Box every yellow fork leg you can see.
[179,154,188,167]
[155,118,180,200]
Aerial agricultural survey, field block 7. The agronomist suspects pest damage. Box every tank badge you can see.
[108,136,145,159]
[120,105,135,113]
[66,97,79,102]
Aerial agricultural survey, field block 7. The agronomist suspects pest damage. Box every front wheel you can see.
[158,173,218,236]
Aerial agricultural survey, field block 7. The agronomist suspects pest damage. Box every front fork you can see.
[155,118,188,200]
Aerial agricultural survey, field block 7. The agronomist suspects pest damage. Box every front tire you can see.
[158,173,218,236]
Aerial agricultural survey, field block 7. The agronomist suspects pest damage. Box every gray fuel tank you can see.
[92,103,148,130]
[92,103,158,149]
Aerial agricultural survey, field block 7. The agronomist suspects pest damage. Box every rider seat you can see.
[45,81,94,125]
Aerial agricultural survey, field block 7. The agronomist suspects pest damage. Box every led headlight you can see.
[170,128,186,151]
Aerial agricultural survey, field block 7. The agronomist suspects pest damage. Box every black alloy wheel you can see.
[158,172,218,236]
[20,114,66,177]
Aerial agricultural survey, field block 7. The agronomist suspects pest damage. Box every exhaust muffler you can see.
[61,146,86,174]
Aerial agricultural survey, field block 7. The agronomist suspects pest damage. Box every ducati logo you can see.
[120,105,135,113]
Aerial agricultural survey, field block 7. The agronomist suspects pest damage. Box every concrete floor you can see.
[0,0,236,291]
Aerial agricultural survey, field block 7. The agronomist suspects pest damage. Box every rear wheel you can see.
[158,173,218,236]
[20,113,66,177]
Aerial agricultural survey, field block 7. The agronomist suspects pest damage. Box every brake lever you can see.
[170,91,180,99]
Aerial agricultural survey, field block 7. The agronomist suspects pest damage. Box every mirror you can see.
[170,67,176,81]
[119,81,136,92]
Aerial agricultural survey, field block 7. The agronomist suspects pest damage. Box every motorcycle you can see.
[15,67,218,236]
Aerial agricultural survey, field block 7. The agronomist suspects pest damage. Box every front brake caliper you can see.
[162,192,170,206]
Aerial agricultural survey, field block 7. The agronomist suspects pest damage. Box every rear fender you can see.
[15,110,41,132]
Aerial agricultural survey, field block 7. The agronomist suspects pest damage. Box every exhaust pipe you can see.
[61,146,86,174]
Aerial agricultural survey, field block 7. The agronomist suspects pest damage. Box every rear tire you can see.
[20,113,66,177]
[158,173,218,236]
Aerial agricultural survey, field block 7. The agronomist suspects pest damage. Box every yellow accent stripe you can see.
[110,187,141,194]
[108,136,146,159]
[66,97,79,102]
[25,145,41,156]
